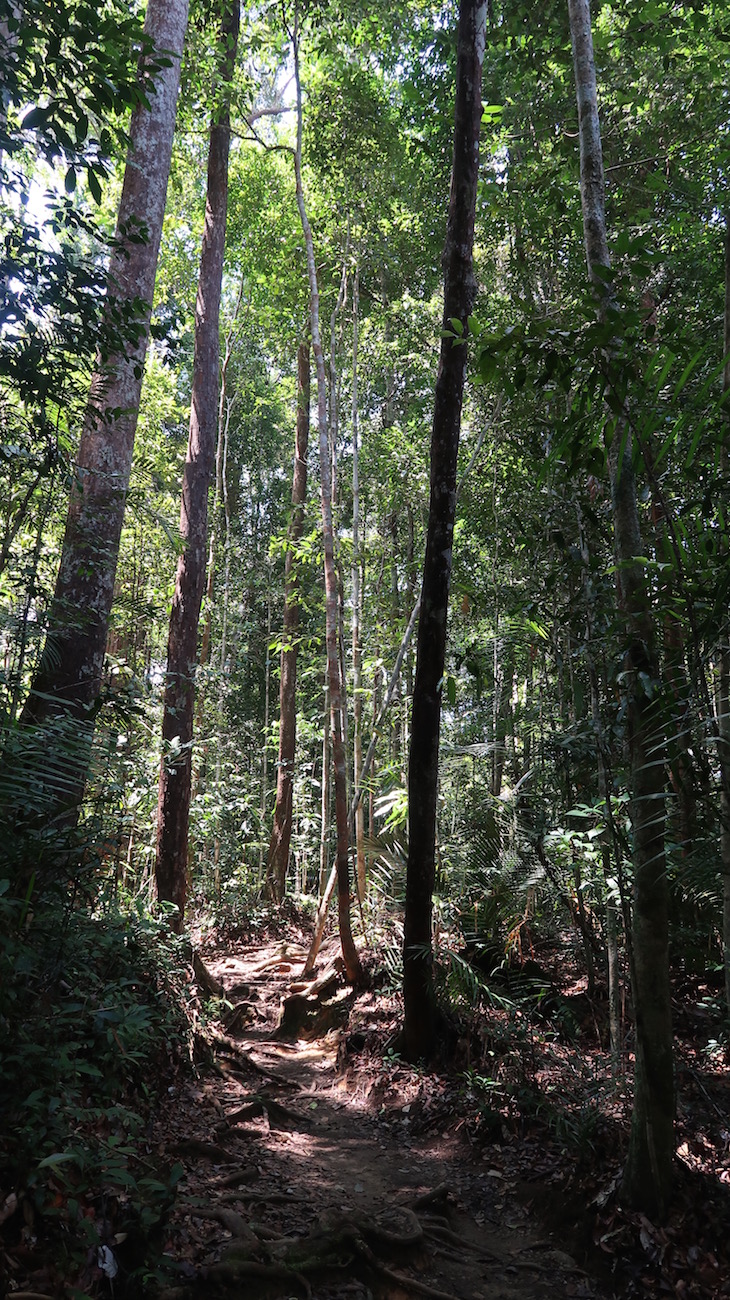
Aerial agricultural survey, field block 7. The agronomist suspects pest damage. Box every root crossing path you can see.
[158,937,602,1300]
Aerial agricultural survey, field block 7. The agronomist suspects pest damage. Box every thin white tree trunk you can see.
[289,4,361,983]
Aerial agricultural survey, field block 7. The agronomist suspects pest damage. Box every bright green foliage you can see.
[2,0,729,1041]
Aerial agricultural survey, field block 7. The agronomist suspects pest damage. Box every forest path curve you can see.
[158,936,605,1300]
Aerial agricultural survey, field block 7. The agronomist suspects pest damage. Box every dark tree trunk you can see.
[721,215,730,1018]
[17,0,189,820]
[266,341,310,902]
[401,0,486,1060]
[567,0,674,1219]
[155,1,238,928]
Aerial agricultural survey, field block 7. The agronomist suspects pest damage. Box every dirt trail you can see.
[159,938,604,1299]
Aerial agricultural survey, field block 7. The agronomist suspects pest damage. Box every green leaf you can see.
[38,1151,77,1170]
[87,167,103,204]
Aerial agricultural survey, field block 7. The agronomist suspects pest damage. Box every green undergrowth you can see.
[0,886,198,1295]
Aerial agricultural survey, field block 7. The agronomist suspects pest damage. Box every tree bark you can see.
[290,5,362,984]
[18,0,189,822]
[155,0,238,928]
[266,341,310,902]
[721,215,730,1018]
[351,268,366,903]
[401,0,486,1060]
[578,502,623,1066]
[568,0,674,1219]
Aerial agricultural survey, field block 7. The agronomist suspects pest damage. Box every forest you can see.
[1,0,729,1296]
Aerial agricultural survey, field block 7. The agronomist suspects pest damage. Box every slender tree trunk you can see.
[721,215,730,1017]
[198,274,246,689]
[18,0,189,821]
[155,1,237,928]
[401,0,486,1060]
[266,342,310,901]
[523,652,533,772]
[303,593,421,975]
[578,502,622,1066]
[260,585,272,881]
[568,0,673,1218]
[607,894,621,1068]
[290,7,362,983]
[351,269,366,903]
[319,677,330,897]
[493,641,513,797]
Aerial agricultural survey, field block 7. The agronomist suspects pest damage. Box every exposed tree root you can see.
[204,1257,311,1293]
[211,1037,300,1087]
[364,1206,423,1247]
[218,1190,307,1206]
[213,1166,260,1189]
[172,1139,238,1164]
[246,943,308,977]
[352,1235,462,1300]
[186,947,226,999]
[11,1293,57,1299]
[224,1002,254,1034]
[276,982,354,1041]
[409,1184,451,1211]
[187,1204,258,1250]
[423,1221,501,1263]
[215,1091,311,1132]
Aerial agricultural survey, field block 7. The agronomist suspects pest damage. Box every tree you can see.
[721,215,730,1018]
[15,0,190,827]
[266,340,310,902]
[401,0,487,1060]
[155,0,239,928]
[288,1,363,983]
[567,0,674,1218]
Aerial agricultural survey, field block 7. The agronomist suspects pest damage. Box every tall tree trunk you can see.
[401,0,486,1060]
[568,0,673,1218]
[155,0,238,929]
[319,676,331,897]
[721,215,730,1018]
[198,273,246,691]
[578,502,623,1066]
[266,342,310,901]
[17,0,189,823]
[351,268,366,903]
[290,5,362,983]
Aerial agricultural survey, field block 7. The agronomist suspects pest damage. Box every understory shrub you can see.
[0,888,195,1292]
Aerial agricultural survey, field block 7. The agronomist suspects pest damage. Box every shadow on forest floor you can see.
[1,912,728,1299]
[152,925,729,1300]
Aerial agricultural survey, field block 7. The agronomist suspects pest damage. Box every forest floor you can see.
[150,922,730,1300]
[3,912,729,1299]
